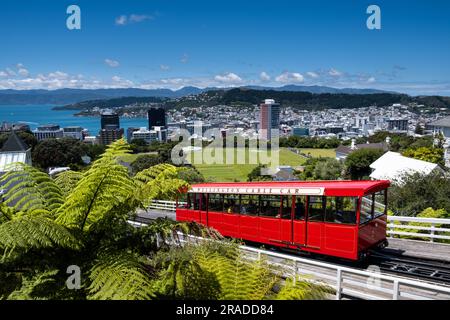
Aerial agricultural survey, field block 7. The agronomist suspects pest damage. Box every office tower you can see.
[259,99,280,140]
[148,108,166,129]
[98,111,123,145]
[101,111,120,130]
[99,128,124,145]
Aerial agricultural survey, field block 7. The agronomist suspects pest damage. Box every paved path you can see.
[382,238,450,263]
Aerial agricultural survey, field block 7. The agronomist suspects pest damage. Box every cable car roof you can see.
[188,180,390,197]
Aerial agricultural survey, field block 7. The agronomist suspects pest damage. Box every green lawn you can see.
[297,148,336,158]
[186,147,306,182]
[118,152,158,164]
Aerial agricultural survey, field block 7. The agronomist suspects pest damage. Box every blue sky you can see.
[0,0,449,95]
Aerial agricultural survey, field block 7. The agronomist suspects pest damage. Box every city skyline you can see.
[0,0,449,95]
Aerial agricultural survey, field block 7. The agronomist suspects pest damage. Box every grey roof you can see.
[1,131,29,152]
[429,116,450,128]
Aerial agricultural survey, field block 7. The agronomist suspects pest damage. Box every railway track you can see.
[367,251,450,286]
[130,214,450,287]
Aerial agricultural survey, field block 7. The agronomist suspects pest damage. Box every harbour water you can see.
[0,105,148,135]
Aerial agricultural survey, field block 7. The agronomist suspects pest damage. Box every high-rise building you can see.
[148,108,166,129]
[99,128,124,145]
[98,111,123,145]
[101,111,120,130]
[259,99,280,140]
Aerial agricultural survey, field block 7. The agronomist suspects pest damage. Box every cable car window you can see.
[294,196,306,220]
[208,194,223,212]
[308,196,325,222]
[193,193,200,210]
[360,195,374,224]
[259,195,281,218]
[325,197,357,225]
[240,195,259,216]
[223,194,240,214]
[177,193,188,209]
[185,193,195,210]
[281,196,292,219]
[374,190,387,218]
[200,194,207,211]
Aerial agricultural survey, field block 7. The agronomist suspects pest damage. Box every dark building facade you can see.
[148,108,166,129]
[99,128,124,145]
[101,113,120,130]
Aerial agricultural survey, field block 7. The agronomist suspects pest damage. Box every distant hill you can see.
[52,96,168,111]
[54,87,450,112]
[243,85,394,95]
[0,85,397,105]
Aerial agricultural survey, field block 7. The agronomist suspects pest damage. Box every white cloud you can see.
[160,64,170,71]
[275,72,304,83]
[329,68,342,77]
[259,71,270,81]
[180,53,189,64]
[214,72,243,83]
[104,59,120,67]
[115,15,127,25]
[367,77,376,83]
[5,68,16,76]
[306,71,319,78]
[0,71,7,77]
[18,68,29,77]
[48,71,69,80]
[115,14,153,26]
[129,14,152,23]
[111,75,134,87]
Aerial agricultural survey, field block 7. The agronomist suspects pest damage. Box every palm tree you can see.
[0,139,330,300]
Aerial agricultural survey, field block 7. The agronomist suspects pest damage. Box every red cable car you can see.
[176,180,390,260]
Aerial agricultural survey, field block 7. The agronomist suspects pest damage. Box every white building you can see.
[132,127,158,144]
[32,124,64,141]
[63,126,84,140]
[369,151,442,182]
[0,132,32,173]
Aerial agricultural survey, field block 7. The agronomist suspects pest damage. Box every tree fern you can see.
[0,164,64,215]
[0,215,80,258]
[133,163,190,204]
[88,251,154,300]
[56,140,136,231]
[273,277,332,300]
[54,170,83,197]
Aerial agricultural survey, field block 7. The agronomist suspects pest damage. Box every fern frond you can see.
[0,215,81,255]
[54,170,83,197]
[0,164,64,215]
[191,242,278,300]
[56,141,136,231]
[274,277,332,300]
[133,163,190,204]
[7,269,59,300]
[88,251,154,300]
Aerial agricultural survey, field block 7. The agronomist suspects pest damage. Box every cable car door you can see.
[292,196,307,248]
[191,193,202,224]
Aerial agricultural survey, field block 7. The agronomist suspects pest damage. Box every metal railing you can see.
[179,233,450,300]
[387,216,450,243]
[147,200,450,243]
[147,200,183,212]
